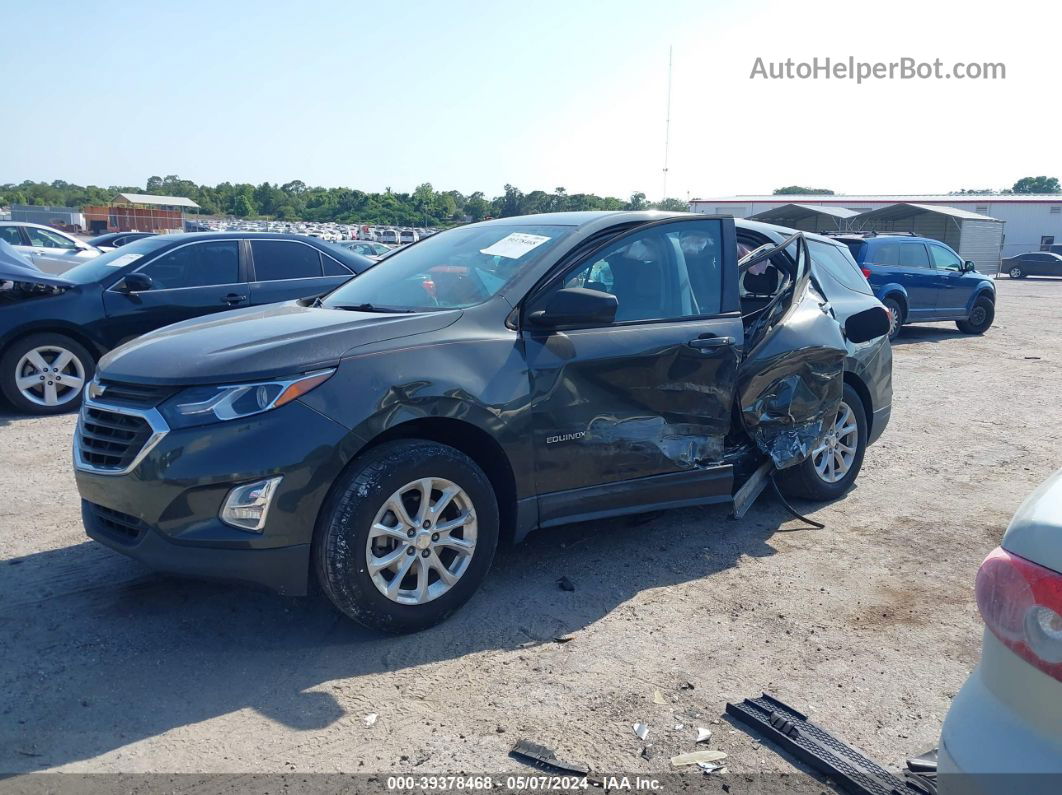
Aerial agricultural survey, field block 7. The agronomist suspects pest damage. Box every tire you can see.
[1008,266,1025,279]
[313,439,499,633]
[956,295,995,335]
[777,383,868,501]
[0,333,94,415]
[882,296,904,341]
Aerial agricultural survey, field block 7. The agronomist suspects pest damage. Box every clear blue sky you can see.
[1,0,1057,200]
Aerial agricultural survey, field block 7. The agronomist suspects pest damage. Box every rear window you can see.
[866,240,900,267]
[809,240,874,295]
[251,240,323,280]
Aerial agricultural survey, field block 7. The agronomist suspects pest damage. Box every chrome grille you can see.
[74,399,169,475]
[95,379,177,408]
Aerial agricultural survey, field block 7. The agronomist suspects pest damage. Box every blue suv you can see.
[834,233,996,340]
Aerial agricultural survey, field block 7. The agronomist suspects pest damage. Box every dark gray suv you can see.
[74,212,892,633]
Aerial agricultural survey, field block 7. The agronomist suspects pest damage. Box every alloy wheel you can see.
[812,402,858,484]
[1009,267,1022,279]
[15,345,86,407]
[365,477,477,605]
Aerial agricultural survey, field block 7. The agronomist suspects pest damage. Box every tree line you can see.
[0,176,688,226]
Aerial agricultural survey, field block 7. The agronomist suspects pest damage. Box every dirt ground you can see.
[2,278,1060,784]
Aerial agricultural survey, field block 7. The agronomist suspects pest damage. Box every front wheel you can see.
[956,295,994,334]
[0,333,94,415]
[313,440,499,633]
[777,383,868,501]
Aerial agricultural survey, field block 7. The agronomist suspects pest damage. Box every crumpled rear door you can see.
[736,234,848,470]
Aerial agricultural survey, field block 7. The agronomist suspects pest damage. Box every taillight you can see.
[860,268,872,279]
[976,547,1062,681]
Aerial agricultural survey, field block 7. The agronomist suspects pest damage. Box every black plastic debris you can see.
[557,576,576,592]
[510,740,590,775]
[726,693,935,795]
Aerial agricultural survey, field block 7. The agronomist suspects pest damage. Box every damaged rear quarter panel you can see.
[737,285,847,470]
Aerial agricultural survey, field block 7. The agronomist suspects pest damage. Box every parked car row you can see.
[0,233,372,413]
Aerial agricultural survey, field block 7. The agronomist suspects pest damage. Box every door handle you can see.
[222,293,247,305]
[688,335,734,350]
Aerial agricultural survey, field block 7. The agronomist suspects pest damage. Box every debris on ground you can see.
[696,727,712,743]
[364,713,378,728]
[557,576,576,592]
[633,723,649,741]
[510,740,591,776]
[727,693,934,795]
[670,750,727,767]
[553,635,575,644]
[652,690,666,705]
[680,681,695,690]
[697,761,725,774]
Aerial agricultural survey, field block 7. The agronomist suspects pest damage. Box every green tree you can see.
[232,194,254,217]
[652,197,689,211]
[627,192,647,210]
[1011,176,1060,194]
[773,185,834,195]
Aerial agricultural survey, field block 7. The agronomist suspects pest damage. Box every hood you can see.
[98,301,462,385]
[1002,469,1062,575]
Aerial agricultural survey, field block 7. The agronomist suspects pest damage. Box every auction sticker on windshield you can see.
[105,253,144,267]
[480,232,551,259]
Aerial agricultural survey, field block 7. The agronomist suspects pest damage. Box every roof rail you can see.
[821,230,919,238]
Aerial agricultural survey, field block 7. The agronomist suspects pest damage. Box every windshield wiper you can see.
[332,302,416,314]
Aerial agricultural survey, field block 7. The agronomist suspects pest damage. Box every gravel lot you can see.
[2,278,1060,783]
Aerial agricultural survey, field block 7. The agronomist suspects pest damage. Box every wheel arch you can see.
[0,324,105,365]
[842,371,874,441]
[337,417,520,545]
[879,289,908,321]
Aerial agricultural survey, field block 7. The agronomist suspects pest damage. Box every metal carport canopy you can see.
[747,203,859,232]
[850,203,1005,275]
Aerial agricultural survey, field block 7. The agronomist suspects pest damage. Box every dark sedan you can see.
[0,232,372,414]
[85,231,157,251]
[1003,251,1062,278]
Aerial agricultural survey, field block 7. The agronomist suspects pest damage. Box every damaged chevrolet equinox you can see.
[75,212,892,632]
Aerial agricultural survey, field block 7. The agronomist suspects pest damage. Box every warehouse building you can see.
[82,193,200,234]
[690,194,1062,262]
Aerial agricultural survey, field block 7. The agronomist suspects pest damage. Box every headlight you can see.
[159,369,335,428]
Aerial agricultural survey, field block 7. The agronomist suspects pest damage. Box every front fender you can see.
[966,281,996,312]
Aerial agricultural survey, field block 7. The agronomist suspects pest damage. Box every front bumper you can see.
[74,398,354,596]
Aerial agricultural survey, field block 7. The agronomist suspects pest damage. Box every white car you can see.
[0,222,102,274]
[939,470,1062,790]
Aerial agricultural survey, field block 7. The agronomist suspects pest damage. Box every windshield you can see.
[322,223,570,311]
[61,236,174,283]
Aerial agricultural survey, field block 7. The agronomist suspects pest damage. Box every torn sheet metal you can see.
[737,282,847,470]
[585,416,725,469]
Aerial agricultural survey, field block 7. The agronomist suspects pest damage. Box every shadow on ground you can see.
[0,497,796,772]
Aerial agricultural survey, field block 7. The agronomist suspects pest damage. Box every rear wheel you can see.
[777,383,868,501]
[1008,266,1024,279]
[313,440,499,633]
[0,333,94,415]
[956,295,994,334]
[882,296,904,340]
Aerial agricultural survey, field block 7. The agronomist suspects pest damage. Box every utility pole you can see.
[662,45,672,202]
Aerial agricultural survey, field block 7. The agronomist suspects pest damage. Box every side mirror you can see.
[121,272,153,293]
[962,260,976,272]
[528,287,618,328]
[845,306,891,343]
